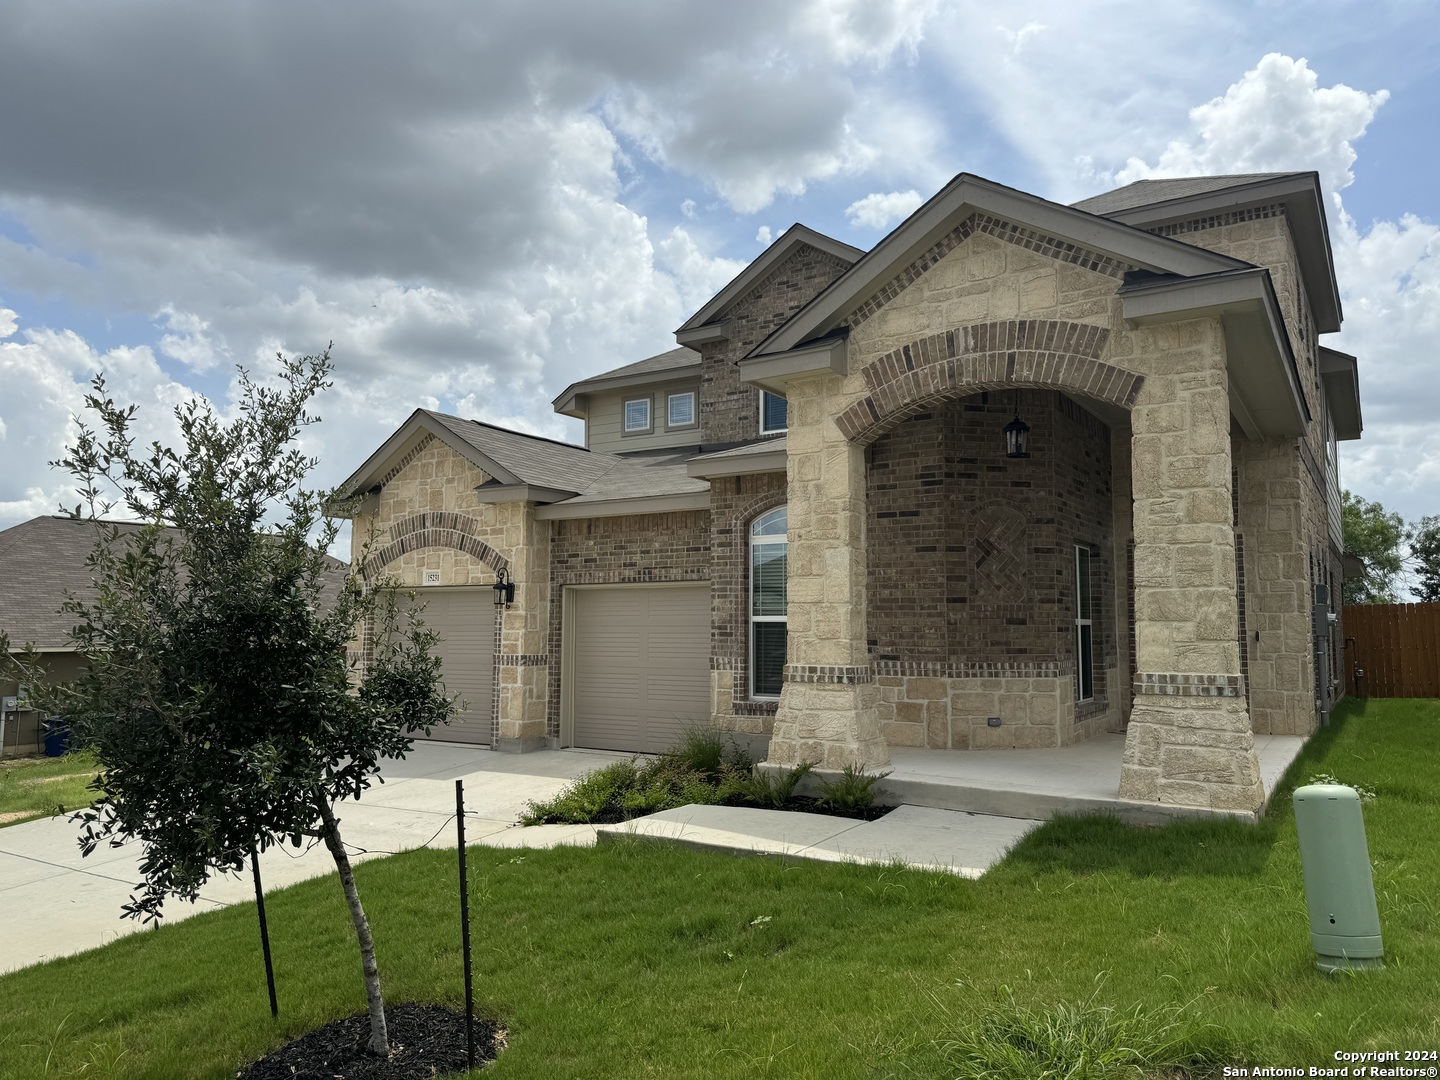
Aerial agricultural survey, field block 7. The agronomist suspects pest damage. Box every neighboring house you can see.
[339,171,1362,813]
[0,515,347,756]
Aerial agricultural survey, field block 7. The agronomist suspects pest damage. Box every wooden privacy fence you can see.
[1343,602,1440,698]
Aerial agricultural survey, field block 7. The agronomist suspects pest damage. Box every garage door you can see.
[570,584,710,753]
[403,587,494,745]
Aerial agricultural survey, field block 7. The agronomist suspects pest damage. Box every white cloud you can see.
[1115,54,1389,197]
[845,189,922,229]
[756,226,774,246]
[0,306,16,339]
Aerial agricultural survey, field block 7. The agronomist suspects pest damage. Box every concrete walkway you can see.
[0,743,629,974]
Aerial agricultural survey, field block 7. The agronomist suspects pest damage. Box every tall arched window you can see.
[750,506,787,698]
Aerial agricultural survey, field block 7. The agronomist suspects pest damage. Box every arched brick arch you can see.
[836,319,1142,446]
[361,511,507,582]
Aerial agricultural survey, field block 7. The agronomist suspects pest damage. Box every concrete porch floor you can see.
[874,732,1308,824]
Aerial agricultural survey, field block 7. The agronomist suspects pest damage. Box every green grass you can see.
[2,698,1438,1079]
[0,750,98,828]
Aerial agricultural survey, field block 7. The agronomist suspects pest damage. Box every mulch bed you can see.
[237,1003,503,1079]
[584,795,894,826]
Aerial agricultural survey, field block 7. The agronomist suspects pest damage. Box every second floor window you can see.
[624,397,651,433]
[667,391,696,429]
[760,390,788,434]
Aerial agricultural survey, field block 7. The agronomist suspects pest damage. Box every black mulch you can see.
[584,795,894,826]
[237,1003,503,1080]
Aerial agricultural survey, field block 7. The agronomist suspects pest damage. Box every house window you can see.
[750,506,787,698]
[760,390,789,434]
[624,396,652,433]
[1075,545,1094,702]
[667,391,696,429]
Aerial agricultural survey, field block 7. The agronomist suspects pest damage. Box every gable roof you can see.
[748,172,1249,359]
[552,346,700,418]
[674,224,864,346]
[337,408,614,500]
[1,516,346,652]
[1073,171,1340,333]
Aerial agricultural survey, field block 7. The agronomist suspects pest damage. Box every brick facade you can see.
[698,243,852,446]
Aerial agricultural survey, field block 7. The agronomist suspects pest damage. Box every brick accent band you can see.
[378,434,434,488]
[847,213,1135,329]
[362,511,507,581]
[497,653,548,667]
[1145,204,1285,240]
[872,659,1064,678]
[785,664,873,685]
[1133,672,1245,698]
[838,319,1139,446]
[731,700,780,716]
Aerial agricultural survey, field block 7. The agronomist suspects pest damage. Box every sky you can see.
[1,1,1438,551]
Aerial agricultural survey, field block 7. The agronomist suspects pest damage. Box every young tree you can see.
[1408,515,1440,603]
[0,350,449,1056]
[1341,490,1405,605]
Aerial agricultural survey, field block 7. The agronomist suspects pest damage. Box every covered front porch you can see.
[869,734,1306,824]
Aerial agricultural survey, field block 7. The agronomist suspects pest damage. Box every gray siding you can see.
[585,381,702,454]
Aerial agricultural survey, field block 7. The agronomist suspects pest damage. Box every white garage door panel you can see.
[572,585,710,753]
[403,588,494,745]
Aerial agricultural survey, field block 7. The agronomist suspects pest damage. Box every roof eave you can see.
[532,491,711,521]
[1120,269,1310,440]
[1100,172,1342,334]
[1319,346,1363,441]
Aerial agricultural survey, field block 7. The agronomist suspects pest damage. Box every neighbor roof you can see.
[1071,174,1296,216]
[0,516,346,651]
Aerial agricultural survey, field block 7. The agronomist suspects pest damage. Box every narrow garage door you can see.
[570,584,710,753]
[403,587,494,745]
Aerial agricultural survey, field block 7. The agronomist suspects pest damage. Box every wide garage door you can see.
[570,584,710,753]
[403,587,494,745]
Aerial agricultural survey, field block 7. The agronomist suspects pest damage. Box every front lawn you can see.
[0,749,98,828]
[0,698,1436,1079]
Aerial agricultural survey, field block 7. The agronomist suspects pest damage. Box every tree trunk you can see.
[316,794,389,1056]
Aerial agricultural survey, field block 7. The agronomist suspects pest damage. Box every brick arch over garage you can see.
[836,319,1143,446]
[361,511,508,582]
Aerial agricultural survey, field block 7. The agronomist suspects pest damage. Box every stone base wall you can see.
[709,668,778,735]
[767,679,887,769]
[1119,691,1263,811]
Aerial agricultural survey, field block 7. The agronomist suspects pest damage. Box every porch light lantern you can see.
[492,567,515,608]
[1003,392,1030,459]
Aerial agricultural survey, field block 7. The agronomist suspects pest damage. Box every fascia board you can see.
[753,175,1245,358]
[674,224,863,340]
[1103,173,1341,333]
[687,450,788,479]
[1122,269,1309,438]
[552,363,703,416]
[533,491,711,521]
[474,484,580,504]
[738,336,848,394]
[674,321,730,346]
[1319,347,1363,440]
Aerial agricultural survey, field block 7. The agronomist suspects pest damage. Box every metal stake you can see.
[251,849,279,1018]
[456,779,475,1068]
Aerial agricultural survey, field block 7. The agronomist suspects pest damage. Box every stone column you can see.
[766,375,889,770]
[494,504,551,753]
[1119,321,1264,812]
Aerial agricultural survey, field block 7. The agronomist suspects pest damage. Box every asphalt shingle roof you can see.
[423,411,618,491]
[1071,173,1300,217]
[581,347,700,384]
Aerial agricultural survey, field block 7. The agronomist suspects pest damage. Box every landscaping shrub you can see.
[816,763,891,814]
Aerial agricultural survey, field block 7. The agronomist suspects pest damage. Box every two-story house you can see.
[339,171,1362,814]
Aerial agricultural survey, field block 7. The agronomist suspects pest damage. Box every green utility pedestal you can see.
[1292,784,1384,973]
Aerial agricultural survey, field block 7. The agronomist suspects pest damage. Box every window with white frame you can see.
[623,396,652,433]
[1075,545,1094,702]
[667,390,696,429]
[760,390,789,434]
[750,506,787,697]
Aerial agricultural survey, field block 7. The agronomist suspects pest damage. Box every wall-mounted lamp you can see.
[1003,392,1031,459]
[492,567,516,608]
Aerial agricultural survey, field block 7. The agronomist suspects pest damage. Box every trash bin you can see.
[1293,783,1384,973]
[43,717,70,758]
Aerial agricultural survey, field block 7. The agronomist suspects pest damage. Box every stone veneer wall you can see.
[707,472,788,734]
[546,510,711,740]
[866,390,1118,750]
[352,436,551,750]
[698,243,853,446]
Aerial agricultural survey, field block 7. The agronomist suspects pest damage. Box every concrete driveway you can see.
[0,743,627,975]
